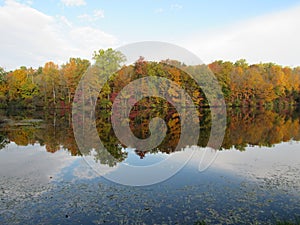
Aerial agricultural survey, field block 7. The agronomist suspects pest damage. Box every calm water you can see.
[0,108,300,224]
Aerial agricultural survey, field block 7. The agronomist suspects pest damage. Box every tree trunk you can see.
[52,84,56,106]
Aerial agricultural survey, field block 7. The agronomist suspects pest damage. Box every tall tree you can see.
[41,62,60,107]
[92,48,126,108]
[61,58,90,105]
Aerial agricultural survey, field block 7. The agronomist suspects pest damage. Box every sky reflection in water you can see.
[0,109,300,224]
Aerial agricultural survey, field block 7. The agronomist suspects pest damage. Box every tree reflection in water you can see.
[0,107,300,167]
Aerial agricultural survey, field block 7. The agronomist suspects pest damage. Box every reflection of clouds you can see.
[158,146,219,172]
[103,147,195,186]
[0,142,79,209]
[72,161,98,180]
[210,142,300,174]
[78,149,119,178]
[74,143,300,190]
[72,158,118,180]
[187,142,300,192]
[0,142,77,183]
[2,141,299,190]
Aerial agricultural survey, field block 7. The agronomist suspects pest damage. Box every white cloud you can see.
[69,26,118,55]
[61,0,86,7]
[77,13,90,21]
[181,4,300,66]
[24,0,33,5]
[93,9,104,18]
[78,9,105,22]
[0,0,118,70]
[154,8,164,14]
[57,15,72,27]
[155,4,182,14]
[171,3,183,10]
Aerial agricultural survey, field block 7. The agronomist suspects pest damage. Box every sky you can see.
[0,0,300,70]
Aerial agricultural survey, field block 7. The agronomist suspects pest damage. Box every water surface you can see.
[0,108,299,224]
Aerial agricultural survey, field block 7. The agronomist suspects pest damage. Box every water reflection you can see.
[0,108,300,224]
[0,107,300,166]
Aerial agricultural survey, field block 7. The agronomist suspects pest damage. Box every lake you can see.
[0,108,299,224]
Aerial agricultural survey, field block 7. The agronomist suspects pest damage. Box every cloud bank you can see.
[182,4,300,66]
[0,0,117,70]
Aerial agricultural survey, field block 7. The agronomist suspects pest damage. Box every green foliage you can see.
[93,48,126,74]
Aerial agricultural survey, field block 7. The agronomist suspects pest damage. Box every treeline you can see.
[0,58,90,108]
[1,49,300,108]
[209,59,300,107]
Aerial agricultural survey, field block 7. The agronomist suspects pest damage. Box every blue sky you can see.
[23,0,300,41]
[1,0,300,69]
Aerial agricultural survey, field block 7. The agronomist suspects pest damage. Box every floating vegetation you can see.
[1,163,300,224]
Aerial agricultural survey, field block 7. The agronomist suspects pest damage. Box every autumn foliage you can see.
[0,49,300,109]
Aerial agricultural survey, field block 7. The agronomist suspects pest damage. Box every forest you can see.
[1,47,300,164]
[0,48,300,109]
